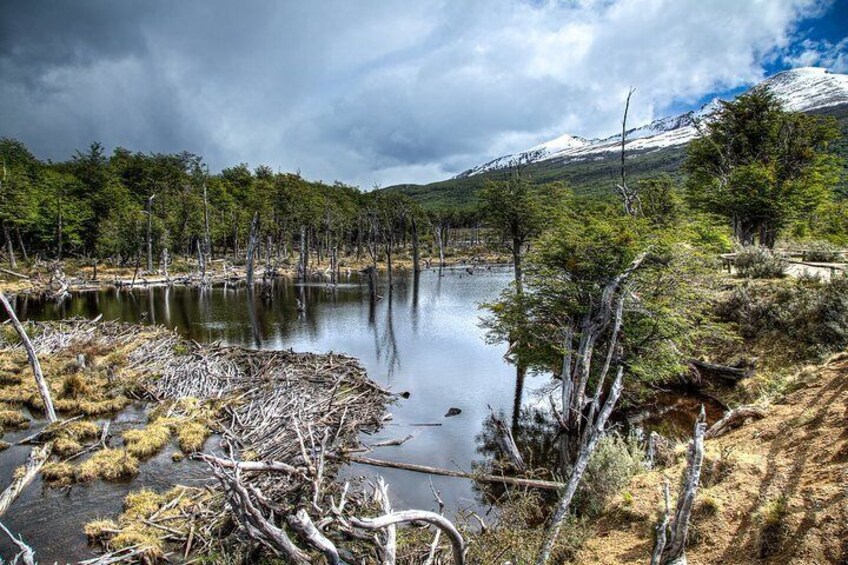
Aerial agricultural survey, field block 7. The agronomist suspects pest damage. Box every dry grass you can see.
[123,423,171,458]
[41,461,76,486]
[76,448,139,482]
[0,407,28,428]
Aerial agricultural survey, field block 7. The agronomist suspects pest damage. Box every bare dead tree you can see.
[246,213,260,287]
[0,522,36,565]
[651,407,707,565]
[616,88,642,217]
[536,367,624,565]
[490,408,527,472]
[1,159,16,269]
[705,405,765,439]
[560,252,648,467]
[0,291,56,422]
[411,215,421,274]
[201,169,212,263]
[145,193,156,273]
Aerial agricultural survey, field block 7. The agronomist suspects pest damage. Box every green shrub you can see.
[573,433,645,518]
[801,240,842,262]
[734,246,786,279]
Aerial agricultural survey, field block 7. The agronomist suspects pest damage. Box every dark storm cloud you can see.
[0,0,840,187]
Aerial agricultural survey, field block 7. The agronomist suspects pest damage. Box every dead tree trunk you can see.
[196,239,207,284]
[491,409,526,472]
[297,225,307,281]
[411,216,421,274]
[202,178,212,261]
[146,194,155,273]
[246,213,260,287]
[652,407,707,565]
[2,222,16,270]
[432,220,446,273]
[0,292,56,422]
[0,442,52,517]
[616,88,642,217]
[536,368,624,565]
[704,405,765,439]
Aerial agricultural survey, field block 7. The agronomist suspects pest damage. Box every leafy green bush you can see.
[734,246,787,279]
[573,433,645,518]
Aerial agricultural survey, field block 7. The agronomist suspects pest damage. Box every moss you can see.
[0,408,29,428]
[0,440,9,451]
[123,423,171,458]
[171,451,184,462]
[53,437,84,457]
[76,449,139,482]
[42,462,77,486]
[122,489,164,521]
[176,421,210,453]
[61,372,90,399]
[110,526,165,560]
[84,519,119,542]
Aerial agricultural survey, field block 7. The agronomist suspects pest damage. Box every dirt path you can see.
[577,353,848,564]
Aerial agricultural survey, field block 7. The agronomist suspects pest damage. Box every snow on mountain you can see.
[455,67,848,179]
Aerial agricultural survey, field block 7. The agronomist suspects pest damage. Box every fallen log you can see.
[0,267,29,280]
[0,291,57,422]
[0,521,36,565]
[689,359,754,382]
[344,455,565,490]
[0,443,52,517]
[704,405,766,439]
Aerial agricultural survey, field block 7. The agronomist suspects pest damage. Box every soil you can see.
[577,352,848,564]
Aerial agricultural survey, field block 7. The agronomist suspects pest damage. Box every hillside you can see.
[578,352,848,564]
[385,68,848,211]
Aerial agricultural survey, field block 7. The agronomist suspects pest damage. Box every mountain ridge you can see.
[383,67,848,211]
[454,67,848,179]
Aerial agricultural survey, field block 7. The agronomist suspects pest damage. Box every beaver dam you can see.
[0,319,475,563]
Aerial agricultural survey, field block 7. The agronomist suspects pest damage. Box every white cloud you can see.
[0,0,837,188]
[784,37,848,72]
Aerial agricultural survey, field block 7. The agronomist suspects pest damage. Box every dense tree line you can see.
[0,140,490,273]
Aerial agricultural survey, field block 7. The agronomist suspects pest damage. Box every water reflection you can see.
[14,267,526,513]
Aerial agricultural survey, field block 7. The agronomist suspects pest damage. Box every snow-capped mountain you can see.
[455,67,848,179]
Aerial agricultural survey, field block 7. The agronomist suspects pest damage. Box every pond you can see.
[4,266,532,560]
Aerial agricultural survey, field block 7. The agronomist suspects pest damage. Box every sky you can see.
[1,0,847,188]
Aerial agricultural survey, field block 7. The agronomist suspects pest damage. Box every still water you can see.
[5,266,529,560]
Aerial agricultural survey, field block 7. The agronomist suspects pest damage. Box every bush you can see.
[717,276,848,358]
[734,246,786,279]
[802,240,842,262]
[573,433,645,518]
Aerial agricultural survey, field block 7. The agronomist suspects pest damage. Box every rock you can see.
[444,407,462,418]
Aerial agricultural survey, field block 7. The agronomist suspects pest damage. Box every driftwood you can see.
[652,407,707,565]
[0,267,29,279]
[350,496,466,565]
[649,479,671,565]
[0,521,36,565]
[0,443,52,517]
[345,454,565,490]
[0,291,57,421]
[704,405,766,439]
[689,359,754,382]
[490,409,527,472]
